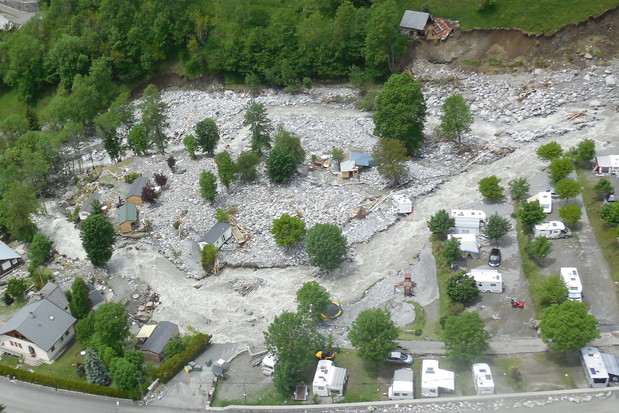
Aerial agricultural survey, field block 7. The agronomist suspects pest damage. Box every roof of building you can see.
[136,324,158,339]
[199,222,232,245]
[399,10,430,31]
[82,192,101,214]
[595,155,619,168]
[393,367,414,387]
[35,282,69,311]
[422,359,455,391]
[127,177,149,198]
[447,233,479,254]
[117,203,137,224]
[141,321,178,355]
[0,299,76,351]
[349,151,377,167]
[87,284,105,308]
[0,241,20,260]
[340,160,357,173]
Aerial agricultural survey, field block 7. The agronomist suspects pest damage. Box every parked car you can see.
[544,189,559,199]
[385,351,413,365]
[604,194,616,204]
[0,280,6,286]
[488,248,501,267]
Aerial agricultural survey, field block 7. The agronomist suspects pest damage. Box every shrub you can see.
[214,208,230,223]
[152,333,211,382]
[124,172,141,184]
[478,176,504,201]
[141,185,160,204]
[153,172,168,187]
[446,272,479,303]
[166,156,176,170]
[28,233,53,271]
[201,244,218,273]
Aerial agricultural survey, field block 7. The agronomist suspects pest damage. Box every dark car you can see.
[488,248,501,267]
[385,351,413,365]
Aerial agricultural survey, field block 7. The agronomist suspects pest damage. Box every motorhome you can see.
[261,353,277,376]
[312,359,347,397]
[392,194,412,214]
[388,368,414,400]
[560,267,583,301]
[472,363,495,395]
[527,192,552,213]
[580,347,609,388]
[450,209,486,223]
[468,268,503,293]
[533,221,572,239]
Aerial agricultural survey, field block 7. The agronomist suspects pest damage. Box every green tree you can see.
[539,300,599,352]
[305,224,347,270]
[138,84,169,155]
[214,208,230,223]
[183,134,197,159]
[518,201,546,226]
[75,311,96,344]
[274,127,305,164]
[266,144,298,184]
[91,302,130,354]
[600,202,619,226]
[271,214,306,247]
[548,158,574,183]
[164,338,186,359]
[483,213,512,243]
[364,0,405,74]
[555,179,581,202]
[331,147,345,171]
[558,204,582,226]
[372,138,408,186]
[215,151,237,190]
[195,118,220,155]
[478,176,504,201]
[373,73,426,155]
[525,236,553,261]
[1,33,46,101]
[128,124,149,156]
[94,92,133,163]
[243,101,273,154]
[593,178,614,200]
[0,182,39,240]
[109,356,143,391]
[439,94,474,144]
[567,139,595,165]
[443,312,490,362]
[70,277,92,320]
[201,244,219,273]
[296,281,331,324]
[80,214,115,266]
[6,279,29,300]
[441,238,462,266]
[236,151,261,182]
[348,308,399,362]
[446,272,479,303]
[272,359,298,397]
[509,177,530,201]
[84,348,110,386]
[28,233,53,271]
[536,141,563,161]
[47,34,90,89]
[427,209,455,238]
[199,171,217,203]
[536,273,568,307]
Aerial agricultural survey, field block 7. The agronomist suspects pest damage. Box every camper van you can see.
[534,221,572,239]
[261,353,277,376]
[468,268,503,293]
[312,359,348,397]
[527,192,552,213]
[392,194,412,214]
[472,363,495,395]
[450,209,486,223]
[580,347,609,388]
[560,267,583,301]
[388,368,414,400]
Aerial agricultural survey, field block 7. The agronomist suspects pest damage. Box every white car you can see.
[385,351,413,365]
[544,189,559,199]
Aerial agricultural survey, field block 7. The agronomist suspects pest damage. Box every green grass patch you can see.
[0,300,27,318]
[494,357,526,392]
[0,353,21,368]
[401,0,619,34]
[534,352,576,389]
[577,169,619,285]
[463,59,481,67]
[213,385,289,407]
[336,349,389,403]
[30,341,87,381]
[399,301,429,340]
[488,58,503,68]
[514,210,546,316]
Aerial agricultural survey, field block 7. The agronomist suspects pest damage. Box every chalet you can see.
[140,321,180,363]
[0,299,76,365]
[126,177,149,205]
[594,155,619,175]
[0,241,22,277]
[30,282,70,313]
[399,10,430,35]
[117,203,138,233]
[198,222,232,250]
[79,192,101,221]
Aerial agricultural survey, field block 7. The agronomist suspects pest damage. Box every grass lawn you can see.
[399,301,436,340]
[493,357,526,392]
[336,349,391,403]
[401,0,619,34]
[0,300,27,318]
[30,340,88,382]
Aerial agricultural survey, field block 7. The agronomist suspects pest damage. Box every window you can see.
[51,346,55,352]
[60,336,64,342]
[18,343,22,349]
[65,331,69,337]
[9,340,14,346]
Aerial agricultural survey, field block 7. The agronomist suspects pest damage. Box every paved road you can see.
[0,2,35,26]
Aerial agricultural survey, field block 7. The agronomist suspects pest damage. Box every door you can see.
[28,346,36,358]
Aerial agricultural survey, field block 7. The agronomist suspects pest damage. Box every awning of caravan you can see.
[601,352,619,376]
[448,234,479,255]
[328,366,347,389]
[435,368,455,390]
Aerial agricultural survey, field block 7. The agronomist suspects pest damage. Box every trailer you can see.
[468,268,503,293]
[580,347,609,388]
[527,192,552,213]
[392,194,412,214]
[450,209,486,223]
[560,267,583,301]
[534,221,571,239]
[388,368,414,400]
[472,363,495,395]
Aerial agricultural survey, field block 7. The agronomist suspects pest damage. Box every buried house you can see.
[126,177,149,205]
[140,321,180,363]
[198,222,233,250]
[0,240,22,277]
[117,203,138,233]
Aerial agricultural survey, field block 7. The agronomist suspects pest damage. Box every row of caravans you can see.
[580,347,619,388]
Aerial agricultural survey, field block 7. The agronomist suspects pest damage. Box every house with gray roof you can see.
[87,283,106,310]
[141,321,180,363]
[0,240,22,277]
[79,192,101,221]
[31,282,70,313]
[198,222,232,250]
[399,10,430,34]
[0,299,76,365]
[126,177,149,205]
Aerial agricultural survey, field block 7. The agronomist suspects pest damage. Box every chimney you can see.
[29,311,35,319]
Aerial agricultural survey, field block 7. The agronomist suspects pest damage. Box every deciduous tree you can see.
[215,151,237,190]
[427,209,455,238]
[441,237,462,266]
[80,213,115,266]
[558,204,582,226]
[364,0,405,74]
[525,236,553,261]
[296,281,331,324]
[243,101,273,154]
[536,141,563,161]
[372,138,408,187]
[305,224,347,269]
[128,124,148,156]
[28,233,53,271]
[536,273,568,308]
[0,182,39,240]
[509,177,530,201]
[567,139,595,165]
[555,179,581,202]
[236,151,260,182]
[266,145,297,184]
[139,85,169,155]
[478,176,504,201]
[443,312,490,362]
[348,308,399,362]
[195,118,220,155]
[271,214,306,247]
[548,158,574,183]
[600,202,619,226]
[70,277,92,320]
[593,178,614,200]
[199,171,217,203]
[539,300,599,351]
[439,94,474,144]
[373,72,426,155]
[446,272,479,303]
[183,134,197,159]
[483,213,512,243]
[6,279,28,300]
[201,244,219,274]
[518,201,546,226]
[91,302,130,354]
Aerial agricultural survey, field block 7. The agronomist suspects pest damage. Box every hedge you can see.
[152,332,211,382]
[0,364,137,399]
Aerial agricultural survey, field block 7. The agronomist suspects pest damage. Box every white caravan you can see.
[451,209,486,223]
[421,359,455,398]
[388,368,414,400]
[312,360,347,397]
[528,192,552,213]
[534,221,572,239]
[468,268,503,293]
[560,267,583,301]
[472,363,495,395]
[580,347,609,388]
[392,194,412,214]
[261,353,277,376]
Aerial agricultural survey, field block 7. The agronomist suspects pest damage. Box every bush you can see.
[141,185,160,204]
[166,156,176,170]
[478,176,504,201]
[124,172,141,184]
[152,333,211,382]
[201,244,218,273]
[214,208,230,223]
[446,272,479,303]
[28,233,53,271]
[153,172,168,187]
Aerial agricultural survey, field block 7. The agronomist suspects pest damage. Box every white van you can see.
[450,209,486,223]
[468,268,503,293]
[534,221,571,239]
[560,267,583,301]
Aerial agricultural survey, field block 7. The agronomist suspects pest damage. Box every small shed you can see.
[0,241,22,276]
[116,203,138,233]
[141,321,180,363]
[198,222,233,250]
[399,10,430,35]
[79,192,101,221]
[126,177,149,205]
